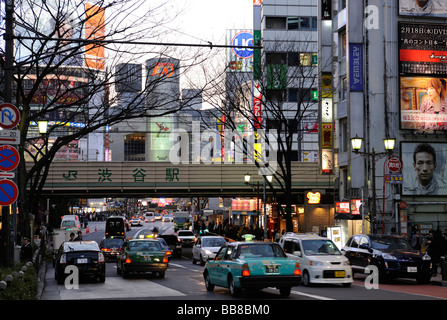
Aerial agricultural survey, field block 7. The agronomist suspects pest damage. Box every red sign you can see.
[387,156,402,173]
[152,63,175,78]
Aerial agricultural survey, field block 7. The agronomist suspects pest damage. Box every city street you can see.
[40,221,447,302]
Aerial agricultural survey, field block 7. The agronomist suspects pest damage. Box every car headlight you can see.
[382,253,397,260]
[204,250,213,256]
[310,260,324,266]
[423,254,431,261]
[342,260,350,266]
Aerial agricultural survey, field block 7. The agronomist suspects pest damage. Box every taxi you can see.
[203,235,301,297]
[117,239,169,278]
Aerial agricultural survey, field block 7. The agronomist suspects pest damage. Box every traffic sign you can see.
[0,145,19,171]
[0,179,18,206]
[0,129,21,145]
[387,156,403,173]
[0,103,20,129]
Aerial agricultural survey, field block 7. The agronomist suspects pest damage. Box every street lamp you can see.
[351,135,395,233]
[38,120,48,134]
[244,173,272,241]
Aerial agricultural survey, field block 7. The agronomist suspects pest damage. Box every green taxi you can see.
[117,239,169,278]
[203,238,302,297]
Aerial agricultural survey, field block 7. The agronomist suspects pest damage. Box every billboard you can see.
[399,23,447,75]
[400,76,447,131]
[399,0,447,18]
[84,3,105,70]
[399,23,447,132]
[226,29,254,72]
[349,44,363,92]
[401,142,447,196]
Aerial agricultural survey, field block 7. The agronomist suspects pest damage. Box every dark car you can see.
[116,239,169,278]
[54,241,106,284]
[158,234,182,258]
[342,234,432,284]
[99,237,124,261]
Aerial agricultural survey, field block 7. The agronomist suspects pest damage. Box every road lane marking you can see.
[291,290,335,300]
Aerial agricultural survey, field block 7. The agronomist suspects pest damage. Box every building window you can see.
[266,52,287,65]
[288,52,299,66]
[124,133,145,161]
[266,17,286,29]
[341,77,348,101]
[339,118,348,153]
[287,17,299,30]
[340,31,347,58]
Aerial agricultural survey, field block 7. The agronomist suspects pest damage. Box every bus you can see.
[105,216,127,238]
[173,211,191,232]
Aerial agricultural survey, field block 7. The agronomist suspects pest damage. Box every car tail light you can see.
[102,248,110,252]
[98,252,105,263]
[242,263,250,277]
[294,263,301,276]
[125,255,131,264]
[163,255,169,263]
[60,254,67,264]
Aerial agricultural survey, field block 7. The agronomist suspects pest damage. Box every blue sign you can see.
[0,145,19,171]
[349,44,363,92]
[0,179,18,206]
[231,31,254,59]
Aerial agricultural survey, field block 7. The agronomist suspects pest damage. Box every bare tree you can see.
[2,0,217,238]
[195,35,327,232]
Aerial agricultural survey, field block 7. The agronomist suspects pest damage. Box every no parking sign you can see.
[0,145,20,171]
[0,179,18,206]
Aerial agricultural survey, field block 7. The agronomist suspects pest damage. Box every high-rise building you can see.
[329,0,447,238]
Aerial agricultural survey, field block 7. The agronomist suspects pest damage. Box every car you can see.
[130,218,143,227]
[54,241,106,284]
[342,234,432,284]
[158,234,182,258]
[162,214,174,222]
[177,230,196,247]
[60,215,81,230]
[116,239,169,278]
[192,235,227,265]
[154,212,162,220]
[99,237,124,261]
[157,237,172,260]
[279,233,353,287]
[203,239,301,297]
[145,212,155,222]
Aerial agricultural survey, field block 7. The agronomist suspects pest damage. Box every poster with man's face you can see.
[399,0,447,17]
[402,142,447,195]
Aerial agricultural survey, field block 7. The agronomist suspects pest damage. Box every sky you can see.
[170,0,254,46]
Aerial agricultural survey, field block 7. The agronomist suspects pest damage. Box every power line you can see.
[14,36,262,50]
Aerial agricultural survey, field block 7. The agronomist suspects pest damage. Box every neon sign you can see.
[307,192,321,204]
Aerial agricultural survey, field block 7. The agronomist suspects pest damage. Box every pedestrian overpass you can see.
[36,161,334,198]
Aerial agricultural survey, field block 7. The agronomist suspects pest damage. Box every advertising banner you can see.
[400,76,447,131]
[399,0,447,18]
[349,44,363,92]
[399,22,447,75]
[401,142,447,196]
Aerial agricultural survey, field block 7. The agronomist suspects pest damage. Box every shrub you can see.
[0,264,38,300]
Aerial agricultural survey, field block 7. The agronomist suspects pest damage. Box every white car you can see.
[130,218,143,227]
[192,236,227,265]
[162,214,174,222]
[177,230,196,247]
[279,233,353,287]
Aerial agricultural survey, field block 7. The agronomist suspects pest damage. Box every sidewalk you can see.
[430,273,447,287]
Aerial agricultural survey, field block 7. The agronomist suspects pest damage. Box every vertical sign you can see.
[85,3,105,70]
[349,43,363,91]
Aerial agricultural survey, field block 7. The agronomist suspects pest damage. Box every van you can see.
[60,215,81,230]
[278,232,353,287]
[105,216,127,238]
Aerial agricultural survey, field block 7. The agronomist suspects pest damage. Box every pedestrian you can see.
[74,230,83,241]
[426,229,444,276]
[69,232,75,241]
[411,229,422,250]
[20,237,33,263]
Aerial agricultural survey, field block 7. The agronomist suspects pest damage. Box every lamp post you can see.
[244,173,272,241]
[351,135,395,234]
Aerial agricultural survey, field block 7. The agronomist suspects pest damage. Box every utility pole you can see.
[1,0,15,266]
